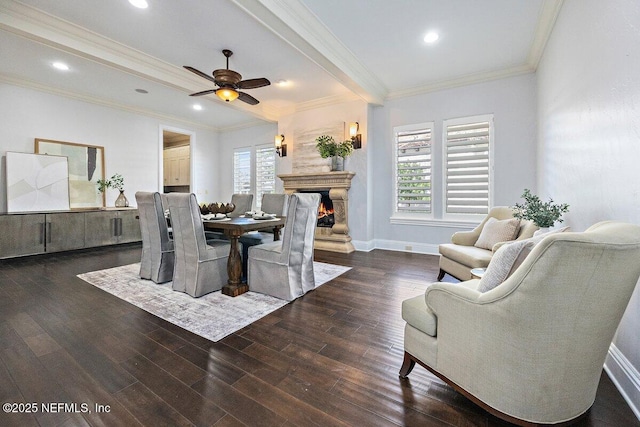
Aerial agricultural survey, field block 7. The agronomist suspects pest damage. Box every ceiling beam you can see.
[231,0,387,106]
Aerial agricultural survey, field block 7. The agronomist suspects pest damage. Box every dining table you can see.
[203,216,286,297]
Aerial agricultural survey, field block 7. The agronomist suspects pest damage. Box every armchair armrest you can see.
[451,230,480,246]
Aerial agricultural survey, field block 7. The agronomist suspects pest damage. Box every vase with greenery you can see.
[315,135,354,171]
[512,189,569,229]
[97,173,129,207]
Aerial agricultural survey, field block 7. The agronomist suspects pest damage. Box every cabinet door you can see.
[0,214,46,258]
[168,157,180,185]
[46,212,86,252]
[117,210,142,243]
[178,156,190,185]
[84,211,118,247]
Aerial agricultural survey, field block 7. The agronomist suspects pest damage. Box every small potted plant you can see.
[97,173,129,207]
[513,189,569,231]
[315,135,353,171]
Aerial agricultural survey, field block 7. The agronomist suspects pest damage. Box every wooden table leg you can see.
[222,231,248,297]
[273,225,282,241]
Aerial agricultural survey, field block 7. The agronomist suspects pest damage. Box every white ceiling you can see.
[0,0,562,131]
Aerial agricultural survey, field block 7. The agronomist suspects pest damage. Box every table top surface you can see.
[203,216,285,233]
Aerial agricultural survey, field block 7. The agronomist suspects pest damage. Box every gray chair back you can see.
[228,193,253,218]
[279,193,320,293]
[261,193,288,216]
[135,191,174,283]
[166,193,230,297]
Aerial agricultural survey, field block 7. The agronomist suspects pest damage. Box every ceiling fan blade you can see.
[238,78,270,90]
[238,91,259,105]
[184,66,217,84]
[189,89,217,97]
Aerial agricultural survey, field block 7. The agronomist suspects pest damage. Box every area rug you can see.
[77,262,350,342]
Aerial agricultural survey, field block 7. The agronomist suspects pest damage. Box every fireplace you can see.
[278,171,355,253]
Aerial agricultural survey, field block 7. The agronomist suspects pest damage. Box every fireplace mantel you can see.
[278,171,355,253]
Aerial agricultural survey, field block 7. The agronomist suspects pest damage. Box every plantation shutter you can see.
[444,119,491,215]
[255,144,275,209]
[233,148,251,194]
[396,126,432,213]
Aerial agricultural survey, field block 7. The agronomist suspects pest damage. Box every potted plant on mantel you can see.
[97,173,129,208]
[512,189,569,233]
[315,135,353,171]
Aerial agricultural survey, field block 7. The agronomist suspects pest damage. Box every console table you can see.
[0,208,141,259]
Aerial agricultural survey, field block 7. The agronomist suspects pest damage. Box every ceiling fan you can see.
[184,49,270,105]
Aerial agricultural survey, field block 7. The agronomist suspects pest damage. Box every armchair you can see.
[400,221,640,425]
[438,206,537,281]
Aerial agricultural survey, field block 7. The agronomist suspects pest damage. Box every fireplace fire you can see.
[304,190,334,227]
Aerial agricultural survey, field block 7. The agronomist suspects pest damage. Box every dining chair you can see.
[166,193,231,297]
[228,193,254,218]
[239,193,289,279]
[247,193,320,301]
[135,191,174,283]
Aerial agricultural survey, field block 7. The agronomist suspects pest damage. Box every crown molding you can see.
[526,0,565,69]
[0,74,220,132]
[386,64,535,100]
[231,0,387,105]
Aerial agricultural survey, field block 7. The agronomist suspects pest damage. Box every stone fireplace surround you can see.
[278,171,355,253]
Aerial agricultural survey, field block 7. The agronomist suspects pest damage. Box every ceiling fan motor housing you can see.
[213,69,242,86]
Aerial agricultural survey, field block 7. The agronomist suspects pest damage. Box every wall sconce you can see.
[275,134,287,157]
[349,122,362,149]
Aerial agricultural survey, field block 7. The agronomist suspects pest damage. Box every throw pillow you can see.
[477,239,535,293]
[474,217,520,250]
[477,226,571,293]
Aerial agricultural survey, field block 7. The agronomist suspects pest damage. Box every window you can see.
[394,123,433,217]
[255,143,276,209]
[443,115,492,219]
[233,148,251,194]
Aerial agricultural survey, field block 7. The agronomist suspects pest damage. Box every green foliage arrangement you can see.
[97,173,125,193]
[315,135,354,158]
[513,189,569,228]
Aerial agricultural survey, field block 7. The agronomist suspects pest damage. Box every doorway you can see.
[162,129,191,193]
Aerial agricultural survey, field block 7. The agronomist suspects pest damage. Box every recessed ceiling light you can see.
[52,62,69,71]
[423,32,439,44]
[275,79,290,87]
[192,104,203,111]
[135,88,149,94]
[129,0,148,9]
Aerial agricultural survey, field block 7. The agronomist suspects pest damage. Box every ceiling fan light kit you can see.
[184,49,270,105]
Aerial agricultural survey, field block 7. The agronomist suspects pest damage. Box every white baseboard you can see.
[604,343,640,421]
[351,239,439,255]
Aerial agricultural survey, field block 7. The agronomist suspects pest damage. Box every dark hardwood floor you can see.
[0,244,637,427]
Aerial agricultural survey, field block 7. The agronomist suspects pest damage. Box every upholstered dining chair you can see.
[228,193,254,218]
[239,193,289,278]
[135,191,174,283]
[247,193,320,301]
[400,221,640,426]
[166,193,231,297]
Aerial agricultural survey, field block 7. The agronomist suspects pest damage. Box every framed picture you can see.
[6,152,70,212]
[35,138,105,208]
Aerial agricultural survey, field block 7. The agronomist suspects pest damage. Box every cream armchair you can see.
[437,206,537,281]
[401,221,640,426]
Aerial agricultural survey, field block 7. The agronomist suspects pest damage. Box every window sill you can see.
[390,215,478,229]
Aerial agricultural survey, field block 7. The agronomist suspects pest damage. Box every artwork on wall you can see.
[293,122,345,173]
[35,138,105,208]
[6,152,70,212]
